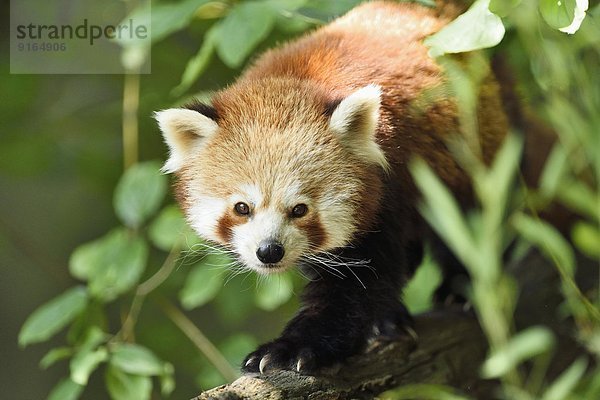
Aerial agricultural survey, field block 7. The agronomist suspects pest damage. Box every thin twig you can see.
[158,297,238,382]
[122,70,140,170]
[118,244,182,342]
[138,244,182,296]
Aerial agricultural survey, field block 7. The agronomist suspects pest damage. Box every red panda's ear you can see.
[154,107,218,173]
[328,85,389,172]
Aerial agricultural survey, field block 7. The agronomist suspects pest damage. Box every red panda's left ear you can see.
[154,107,218,173]
[328,85,390,172]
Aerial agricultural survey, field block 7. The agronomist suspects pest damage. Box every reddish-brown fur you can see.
[205,0,507,237]
[297,214,328,250]
[216,214,237,242]
[163,0,521,374]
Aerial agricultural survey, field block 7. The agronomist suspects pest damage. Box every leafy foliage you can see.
[17,0,599,399]
[408,1,600,398]
[113,161,167,229]
[70,229,149,301]
[179,256,226,309]
[425,0,505,57]
[19,287,88,347]
[47,379,84,400]
[402,251,442,314]
[539,0,577,29]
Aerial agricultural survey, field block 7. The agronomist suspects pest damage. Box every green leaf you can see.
[110,343,165,376]
[485,134,523,204]
[40,347,73,369]
[66,301,108,346]
[425,0,505,58]
[123,0,212,45]
[557,181,599,224]
[274,12,313,33]
[540,0,576,29]
[105,365,152,400]
[571,221,600,258]
[477,134,523,228]
[69,229,148,301]
[70,347,108,385]
[179,255,228,309]
[410,159,479,270]
[512,213,576,277]
[542,358,588,400]
[489,0,522,17]
[47,378,84,400]
[69,326,109,384]
[482,326,555,378]
[578,364,600,399]
[114,161,167,228]
[148,205,187,251]
[19,286,88,347]
[266,0,309,12]
[77,326,109,352]
[296,0,362,22]
[539,144,569,199]
[159,363,175,396]
[255,274,293,311]
[216,2,278,68]
[270,0,315,33]
[172,25,219,96]
[403,254,442,314]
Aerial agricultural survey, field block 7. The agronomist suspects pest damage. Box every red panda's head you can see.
[155,79,388,274]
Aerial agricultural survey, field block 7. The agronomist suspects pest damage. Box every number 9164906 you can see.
[17,42,67,52]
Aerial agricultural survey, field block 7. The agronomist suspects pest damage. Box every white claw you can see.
[372,324,381,336]
[405,326,418,341]
[296,358,303,372]
[245,357,255,367]
[259,355,270,374]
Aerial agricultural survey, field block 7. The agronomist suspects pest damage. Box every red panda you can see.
[156,1,509,374]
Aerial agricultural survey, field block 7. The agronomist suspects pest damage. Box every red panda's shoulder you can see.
[240,1,463,96]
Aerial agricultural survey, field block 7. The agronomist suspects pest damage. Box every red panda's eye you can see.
[291,204,308,218]
[234,202,250,216]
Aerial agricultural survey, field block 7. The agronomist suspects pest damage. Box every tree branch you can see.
[195,311,489,400]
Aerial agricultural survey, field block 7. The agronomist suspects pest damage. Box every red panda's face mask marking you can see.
[155,82,387,274]
[193,182,339,274]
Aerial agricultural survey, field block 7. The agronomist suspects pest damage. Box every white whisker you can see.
[300,254,346,280]
[301,248,377,287]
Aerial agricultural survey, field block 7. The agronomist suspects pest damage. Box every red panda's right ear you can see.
[154,108,218,173]
[328,85,390,172]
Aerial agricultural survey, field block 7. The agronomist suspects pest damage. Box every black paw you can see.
[241,338,338,374]
[369,305,417,342]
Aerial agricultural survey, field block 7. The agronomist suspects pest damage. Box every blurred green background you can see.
[2,1,599,399]
[2,3,236,399]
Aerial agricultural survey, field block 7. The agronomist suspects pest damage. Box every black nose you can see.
[256,241,285,264]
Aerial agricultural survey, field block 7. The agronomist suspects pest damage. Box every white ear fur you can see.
[329,84,389,172]
[154,108,219,173]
